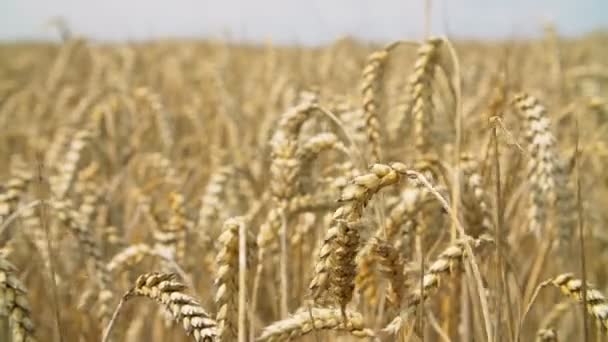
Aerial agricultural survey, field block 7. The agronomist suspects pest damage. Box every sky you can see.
[1,0,607,44]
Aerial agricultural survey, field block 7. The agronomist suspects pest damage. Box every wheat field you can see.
[1,30,608,341]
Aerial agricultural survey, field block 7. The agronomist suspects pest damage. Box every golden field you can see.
[1,31,608,341]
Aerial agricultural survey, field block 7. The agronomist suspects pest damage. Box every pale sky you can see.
[1,0,607,44]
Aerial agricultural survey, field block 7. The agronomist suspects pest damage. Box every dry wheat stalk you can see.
[256,307,374,341]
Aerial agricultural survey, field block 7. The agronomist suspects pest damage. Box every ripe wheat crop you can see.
[1,29,608,341]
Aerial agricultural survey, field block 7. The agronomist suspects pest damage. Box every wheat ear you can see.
[402,38,442,153]
[110,272,217,341]
[50,128,94,198]
[549,273,608,330]
[0,165,33,227]
[460,154,494,237]
[197,166,234,238]
[513,93,560,235]
[309,162,408,311]
[215,218,240,341]
[360,42,399,162]
[0,256,37,342]
[154,192,188,263]
[256,307,375,341]
[383,235,493,334]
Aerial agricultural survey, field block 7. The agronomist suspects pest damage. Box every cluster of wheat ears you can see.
[0,30,608,342]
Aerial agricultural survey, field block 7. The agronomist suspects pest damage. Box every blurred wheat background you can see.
[1,1,608,341]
